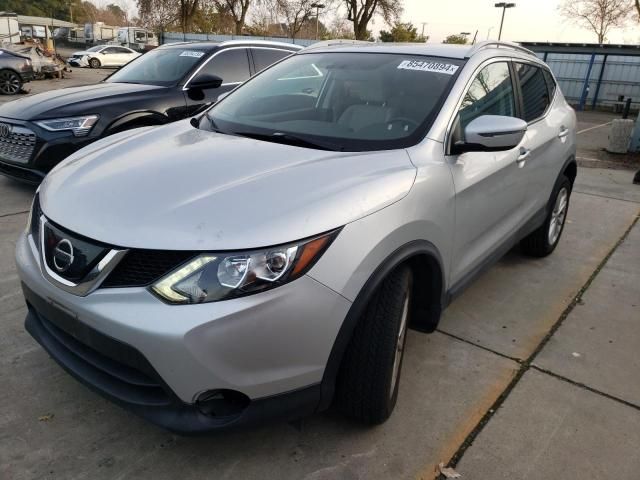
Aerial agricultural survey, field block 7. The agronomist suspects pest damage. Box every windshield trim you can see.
[205,52,467,152]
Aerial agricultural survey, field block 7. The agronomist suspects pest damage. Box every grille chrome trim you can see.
[37,216,128,296]
[0,124,36,164]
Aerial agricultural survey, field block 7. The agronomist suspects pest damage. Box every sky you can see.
[115,0,640,44]
[392,0,640,44]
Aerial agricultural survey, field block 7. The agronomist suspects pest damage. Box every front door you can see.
[448,60,529,285]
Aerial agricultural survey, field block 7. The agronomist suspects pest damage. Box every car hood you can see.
[40,121,417,250]
[0,82,165,120]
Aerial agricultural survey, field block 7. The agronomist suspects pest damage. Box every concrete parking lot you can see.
[1,78,639,479]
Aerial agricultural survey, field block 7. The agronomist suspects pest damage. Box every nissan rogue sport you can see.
[16,40,577,433]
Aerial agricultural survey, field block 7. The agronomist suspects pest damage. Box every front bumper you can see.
[16,232,351,432]
[0,117,94,184]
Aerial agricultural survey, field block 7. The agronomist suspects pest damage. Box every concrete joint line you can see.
[437,214,640,478]
[0,210,29,219]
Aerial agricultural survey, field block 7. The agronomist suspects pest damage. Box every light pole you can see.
[494,2,515,40]
[310,3,325,40]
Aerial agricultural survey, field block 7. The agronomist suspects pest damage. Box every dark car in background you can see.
[0,40,301,183]
[0,49,34,95]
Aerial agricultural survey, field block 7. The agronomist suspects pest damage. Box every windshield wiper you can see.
[232,131,341,151]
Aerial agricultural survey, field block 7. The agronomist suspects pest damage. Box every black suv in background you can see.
[0,40,301,183]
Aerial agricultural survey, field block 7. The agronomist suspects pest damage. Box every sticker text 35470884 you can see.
[397,60,459,75]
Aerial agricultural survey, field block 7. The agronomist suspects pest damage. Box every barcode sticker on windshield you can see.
[180,51,205,58]
[397,60,459,75]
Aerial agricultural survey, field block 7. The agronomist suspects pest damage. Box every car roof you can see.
[159,40,303,52]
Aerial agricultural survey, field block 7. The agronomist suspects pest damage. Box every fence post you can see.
[578,53,595,111]
[591,54,608,110]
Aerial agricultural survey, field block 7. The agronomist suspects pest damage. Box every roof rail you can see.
[302,39,373,50]
[466,40,537,58]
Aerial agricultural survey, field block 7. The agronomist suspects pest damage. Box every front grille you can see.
[101,250,197,288]
[0,125,37,164]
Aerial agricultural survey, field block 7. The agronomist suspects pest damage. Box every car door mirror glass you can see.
[455,115,527,154]
[189,73,223,90]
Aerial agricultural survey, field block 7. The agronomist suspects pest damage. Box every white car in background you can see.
[68,45,140,69]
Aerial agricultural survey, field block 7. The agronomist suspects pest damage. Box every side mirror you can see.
[189,73,223,90]
[454,115,527,154]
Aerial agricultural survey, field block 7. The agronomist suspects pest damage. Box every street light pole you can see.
[310,3,325,40]
[494,2,515,40]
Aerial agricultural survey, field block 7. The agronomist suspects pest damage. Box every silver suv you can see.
[16,40,576,433]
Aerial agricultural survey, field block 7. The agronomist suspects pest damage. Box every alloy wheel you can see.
[0,71,21,95]
[390,291,410,399]
[548,187,568,245]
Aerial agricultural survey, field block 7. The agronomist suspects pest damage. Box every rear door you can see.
[183,47,251,117]
[514,62,573,216]
[448,60,529,285]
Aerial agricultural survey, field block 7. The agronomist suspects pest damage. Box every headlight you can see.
[26,193,41,242]
[150,231,338,304]
[35,115,99,137]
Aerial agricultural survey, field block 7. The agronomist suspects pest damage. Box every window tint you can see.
[106,48,206,85]
[458,62,516,131]
[102,47,118,54]
[115,47,132,54]
[252,48,290,73]
[516,63,551,122]
[203,49,251,84]
[542,68,556,99]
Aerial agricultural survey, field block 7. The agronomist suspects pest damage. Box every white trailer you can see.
[117,27,158,50]
[0,12,20,45]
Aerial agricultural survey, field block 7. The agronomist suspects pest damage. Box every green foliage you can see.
[379,21,423,42]
[442,34,468,44]
[0,0,83,21]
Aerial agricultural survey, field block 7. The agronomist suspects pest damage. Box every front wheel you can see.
[0,70,22,95]
[521,175,571,257]
[335,266,412,424]
[89,58,101,69]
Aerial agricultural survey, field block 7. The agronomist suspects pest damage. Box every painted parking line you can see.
[577,122,612,135]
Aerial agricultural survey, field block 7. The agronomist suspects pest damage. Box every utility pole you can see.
[311,3,325,40]
[494,2,515,40]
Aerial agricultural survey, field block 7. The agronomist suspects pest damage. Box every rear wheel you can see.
[521,175,571,257]
[89,58,101,69]
[0,70,22,95]
[335,266,412,424]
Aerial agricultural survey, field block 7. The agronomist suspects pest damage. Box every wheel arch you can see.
[318,239,445,411]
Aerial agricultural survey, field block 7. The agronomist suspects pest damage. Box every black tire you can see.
[521,175,571,257]
[89,58,101,69]
[0,69,22,95]
[335,265,412,424]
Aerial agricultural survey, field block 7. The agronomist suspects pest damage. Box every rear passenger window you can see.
[516,63,551,122]
[542,69,556,100]
[252,48,290,73]
[204,49,251,84]
[458,61,516,131]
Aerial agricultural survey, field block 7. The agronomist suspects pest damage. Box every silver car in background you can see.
[16,40,576,433]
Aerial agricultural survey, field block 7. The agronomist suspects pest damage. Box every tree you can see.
[276,0,316,39]
[213,0,252,34]
[559,0,633,43]
[379,21,422,42]
[179,0,201,32]
[635,0,640,19]
[442,34,467,44]
[137,0,180,34]
[343,0,402,40]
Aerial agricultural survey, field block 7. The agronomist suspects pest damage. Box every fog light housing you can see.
[196,389,250,417]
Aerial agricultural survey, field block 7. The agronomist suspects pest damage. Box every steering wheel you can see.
[386,117,419,132]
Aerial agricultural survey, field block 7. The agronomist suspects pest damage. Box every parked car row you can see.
[5,40,577,434]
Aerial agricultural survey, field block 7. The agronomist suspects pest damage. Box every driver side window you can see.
[456,62,516,138]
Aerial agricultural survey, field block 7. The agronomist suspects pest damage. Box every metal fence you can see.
[537,53,640,111]
[161,31,317,47]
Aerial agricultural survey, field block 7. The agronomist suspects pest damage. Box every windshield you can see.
[106,47,207,86]
[206,52,464,151]
[87,46,104,52]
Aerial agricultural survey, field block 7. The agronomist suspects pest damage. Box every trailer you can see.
[0,12,20,45]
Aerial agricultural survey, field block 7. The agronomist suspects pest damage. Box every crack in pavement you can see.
[0,210,29,219]
[436,214,640,478]
[573,190,640,205]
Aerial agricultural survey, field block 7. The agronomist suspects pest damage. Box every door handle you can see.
[517,147,530,166]
[558,126,570,138]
